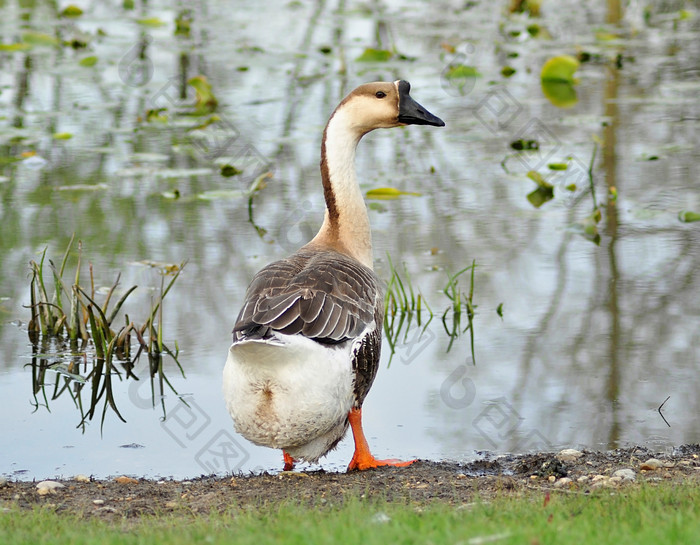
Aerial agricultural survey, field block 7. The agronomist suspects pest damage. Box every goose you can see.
[223,80,444,471]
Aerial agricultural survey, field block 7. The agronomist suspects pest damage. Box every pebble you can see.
[640,458,665,471]
[591,474,608,483]
[114,476,138,484]
[556,449,584,462]
[613,469,636,482]
[547,475,556,483]
[0,477,8,488]
[577,476,589,483]
[74,474,90,483]
[608,476,622,485]
[36,480,65,495]
[554,477,572,488]
[371,512,391,524]
[92,499,104,505]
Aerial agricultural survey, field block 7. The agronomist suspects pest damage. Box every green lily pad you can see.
[60,5,84,17]
[526,171,554,208]
[188,75,218,115]
[678,210,700,223]
[79,56,98,67]
[542,80,578,108]
[366,187,422,200]
[527,170,553,189]
[541,55,579,83]
[21,31,60,47]
[527,186,554,208]
[445,65,481,79]
[220,164,242,177]
[136,17,166,27]
[356,48,393,62]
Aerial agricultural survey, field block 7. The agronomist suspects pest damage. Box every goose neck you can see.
[313,108,373,269]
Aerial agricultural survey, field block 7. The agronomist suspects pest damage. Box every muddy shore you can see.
[2,445,698,518]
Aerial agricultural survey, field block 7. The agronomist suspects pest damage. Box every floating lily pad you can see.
[678,210,700,223]
[21,31,60,48]
[542,80,578,107]
[445,64,481,79]
[136,17,166,27]
[541,55,579,84]
[60,5,84,17]
[366,187,422,200]
[356,48,393,62]
[188,76,218,115]
[0,43,32,52]
[79,56,98,67]
[220,164,242,177]
[526,171,554,208]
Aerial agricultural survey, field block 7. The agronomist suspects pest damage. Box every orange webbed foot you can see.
[346,407,416,471]
[283,450,296,471]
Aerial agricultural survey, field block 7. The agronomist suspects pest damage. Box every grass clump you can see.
[27,235,186,431]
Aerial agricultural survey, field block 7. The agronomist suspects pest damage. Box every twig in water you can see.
[657,395,671,428]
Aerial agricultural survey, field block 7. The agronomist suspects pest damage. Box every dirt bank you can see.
[2,445,698,518]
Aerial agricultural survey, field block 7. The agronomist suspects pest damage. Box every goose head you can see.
[335,80,444,135]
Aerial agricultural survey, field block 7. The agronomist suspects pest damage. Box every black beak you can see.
[397,80,445,127]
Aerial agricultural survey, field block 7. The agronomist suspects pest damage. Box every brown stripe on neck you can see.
[320,124,340,237]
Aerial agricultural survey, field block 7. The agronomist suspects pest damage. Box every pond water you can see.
[1,0,699,480]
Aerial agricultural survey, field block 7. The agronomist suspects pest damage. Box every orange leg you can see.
[347,407,416,471]
[283,450,296,471]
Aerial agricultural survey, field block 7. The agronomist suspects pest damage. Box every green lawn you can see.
[2,482,698,545]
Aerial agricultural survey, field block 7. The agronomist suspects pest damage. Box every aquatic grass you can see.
[27,237,187,431]
[383,256,478,365]
[383,254,433,364]
[441,260,477,364]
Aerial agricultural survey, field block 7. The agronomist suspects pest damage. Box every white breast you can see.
[222,333,358,462]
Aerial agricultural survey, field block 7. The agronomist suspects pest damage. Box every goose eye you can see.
[375,91,386,99]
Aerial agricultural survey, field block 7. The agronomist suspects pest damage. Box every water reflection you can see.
[1,0,699,478]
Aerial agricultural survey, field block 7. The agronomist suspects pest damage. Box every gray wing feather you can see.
[233,248,381,344]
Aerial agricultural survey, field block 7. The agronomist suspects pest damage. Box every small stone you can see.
[371,512,391,524]
[74,474,90,483]
[36,481,65,495]
[608,476,622,485]
[554,477,572,488]
[92,499,104,505]
[0,477,8,488]
[640,458,663,471]
[456,473,467,479]
[530,475,538,480]
[548,475,556,483]
[591,474,608,483]
[557,449,584,462]
[114,476,138,484]
[577,476,589,483]
[165,501,178,509]
[613,469,636,482]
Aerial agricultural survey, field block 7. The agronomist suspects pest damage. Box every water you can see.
[1,0,699,480]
